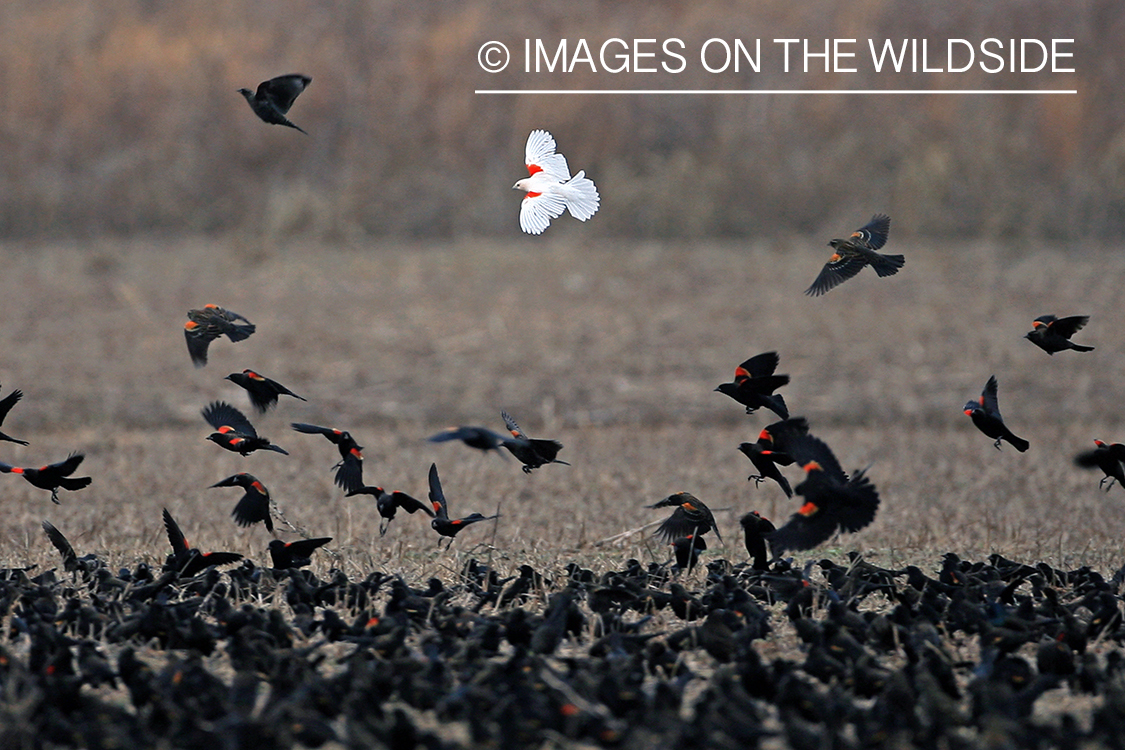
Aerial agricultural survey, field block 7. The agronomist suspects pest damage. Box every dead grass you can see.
[0,236,1122,580]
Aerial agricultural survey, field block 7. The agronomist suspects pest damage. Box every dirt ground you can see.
[0,233,1122,578]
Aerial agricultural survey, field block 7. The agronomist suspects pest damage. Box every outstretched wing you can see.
[805,254,867,296]
[852,214,891,250]
[202,401,258,437]
[525,129,571,181]
[259,74,311,114]
[519,192,567,235]
[163,508,189,554]
[427,463,448,519]
[0,387,23,423]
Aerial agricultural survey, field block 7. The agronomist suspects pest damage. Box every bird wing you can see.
[203,401,258,436]
[852,214,891,250]
[981,375,1001,415]
[525,129,571,180]
[735,352,780,381]
[501,411,528,440]
[427,463,448,519]
[805,254,867,296]
[259,74,311,114]
[42,521,77,568]
[787,434,849,484]
[163,508,190,553]
[291,422,341,442]
[0,387,22,423]
[519,191,567,235]
[393,491,435,517]
[46,452,85,478]
[1048,315,1090,339]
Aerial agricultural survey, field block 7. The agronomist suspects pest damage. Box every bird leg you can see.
[521,465,534,474]
[993,438,1003,450]
[50,489,61,505]
[1101,476,1117,492]
[747,475,764,487]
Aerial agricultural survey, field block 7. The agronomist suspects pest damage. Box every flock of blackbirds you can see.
[0,75,1119,748]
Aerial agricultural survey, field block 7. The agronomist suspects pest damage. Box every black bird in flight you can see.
[427,463,499,548]
[184,305,255,367]
[238,74,312,135]
[226,370,307,413]
[1024,314,1094,355]
[0,452,91,503]
[963,375,1029,452]
[203,401,289,456]
[805,214,904,296]
[715,351,790,419]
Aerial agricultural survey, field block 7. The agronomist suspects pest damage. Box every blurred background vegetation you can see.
[0,0,1119,242]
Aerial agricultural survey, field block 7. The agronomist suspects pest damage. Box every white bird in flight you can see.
[513,130,600,235]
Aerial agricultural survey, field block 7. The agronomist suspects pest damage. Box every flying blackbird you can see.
[963,376,1029,452]
[203,401,288,456]
[0,384,28,445]
[673,535,707,573]
[767,434,880,557]
[500,411,570,473]
[184,305,255,367]
[715,352,790,419]
[427,463,500,548]
[268,537,332,569]
[0,452,91,503]
[426,425,508,454]
[1024,314,1094,355]
[162,508,243,577]
[648,492,723,544]
[209,473,274,531]
[740,511,776,570]
[290,423,364,492]
[237,74,311,135]
[225,370,307,413]
[1074,440,1125,491]
[346,485,434,535]
[737,417,809,497]
[805,214,904,296]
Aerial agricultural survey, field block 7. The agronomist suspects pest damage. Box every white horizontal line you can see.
[475,89,1077,95]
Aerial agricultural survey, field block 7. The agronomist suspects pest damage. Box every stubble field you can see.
[0,234,1121,577]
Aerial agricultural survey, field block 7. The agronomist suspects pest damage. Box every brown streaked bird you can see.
[0,452,91,504]
[203,401,289,456]
[162,508,243,577]
[737,417,810,497]
[291,423,364,492]
[184,305,256,367]
[647,492,723,544]
[225,370,307,413]
[1024,314,1094,355]
[740,511,776,570]
[767,434,880,557]
[427,463,500,548]
[346,484,434,536]
[268,537,332,570]
[0,384,28,445]
[238,74,311,135]
[209,473,274,531]
[1074,440,1125,491]
[715,351,790,419]
[963,375,1029,452]
[500,411,570,473]
[805,214,903,296]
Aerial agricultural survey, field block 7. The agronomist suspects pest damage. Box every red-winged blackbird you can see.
[427,463,500,548]
[0,384,28,445]
[715,352,789,419]
[184,305,256,368]
[740,511,776,570]
[209,473,274,531]
[500,411,570,473]
[0,452,91,503]
[673,535,707,573]
[225,369,307,413]
[963,376,1029,452]
[346,484,434,536]
[805,214,904,296]
[647,492,723,544]
[290,423,364,492]
[162,508,243,577]
[426,425,508,454]
[202,401,289,456]
[1025,314,1094,355]
[268,537,332,569]
[766,434,880,557]
[1074,440,1125,491]
[737,417,809,497]
[238,74,312,135]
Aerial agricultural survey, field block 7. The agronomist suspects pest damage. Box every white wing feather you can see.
[524,129,571,180]
[519,192,567,235]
